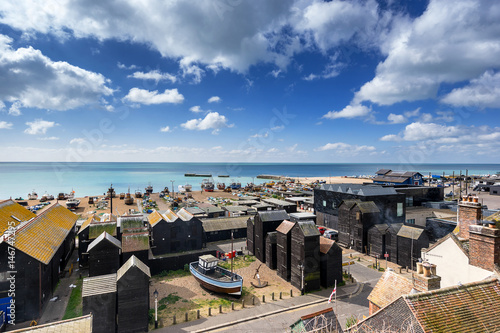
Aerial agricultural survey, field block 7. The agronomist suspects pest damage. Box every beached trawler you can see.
[178,185,186,194]
[124,187,134,205]
[66,198,80,209]
[184,184,192,192]
[202,179,215,192]
[145,184,153,194]
[189,254,243,297]
[28,190,38,200]
[230,182,241,190]
[135,189,143,198]
[217,183,225,190]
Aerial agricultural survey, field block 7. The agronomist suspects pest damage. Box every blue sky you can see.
[0,0,499,163]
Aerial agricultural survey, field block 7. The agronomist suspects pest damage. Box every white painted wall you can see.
[421,237,492,288]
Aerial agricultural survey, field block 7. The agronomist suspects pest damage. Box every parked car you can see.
[324,230,338,241]
[317,226,326,235]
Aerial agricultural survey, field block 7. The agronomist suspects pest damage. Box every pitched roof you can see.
[222,205,249,213]
[370,224,390,234]
[367,270,417,309]
[339,199,360,209]
[185,207,205,215]
[87,231,121,252]
[148,210,165,227]
[9,204,77,265]
[89,222,117,239]
[355,201,380,214]
[78,215,96,233]
[276,220,295,234]
[319,237,336,254]
[82,273,117,297]
[296,221,320,237]
[10,314,92,333]
[376,169,392,175]
[291,307,342,333]
[202,216,248,232]
[263,198,295,207]
[289,212,316,220]
[404,277,500,332]
[398,225,425,239]
[202,206,225,214]
[121,231,150,252]
[422,232,469,258]
[0,199,36,235]
[117,255,151,280]
[258,210,289,222]
[177,208,194,221]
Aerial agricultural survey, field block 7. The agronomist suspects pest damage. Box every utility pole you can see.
[170,180,175,199]
[452,171,455,199]
[298,263,305,295]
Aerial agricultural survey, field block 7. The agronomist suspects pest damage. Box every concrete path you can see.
[156,282,360,332]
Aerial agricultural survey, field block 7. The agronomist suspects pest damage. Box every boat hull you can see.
[189,263,242,296]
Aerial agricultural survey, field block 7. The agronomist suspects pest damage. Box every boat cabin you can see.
[198,254,219,273]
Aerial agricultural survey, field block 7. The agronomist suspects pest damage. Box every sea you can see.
[1,162,499,200]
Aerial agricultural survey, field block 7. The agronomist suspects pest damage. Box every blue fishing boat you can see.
[189,254,243,297]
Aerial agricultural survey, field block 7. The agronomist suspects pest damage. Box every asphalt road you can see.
[210,259,383,332]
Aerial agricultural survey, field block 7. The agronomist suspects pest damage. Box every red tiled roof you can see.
[276,220,295,234]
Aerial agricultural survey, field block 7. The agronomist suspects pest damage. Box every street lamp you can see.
[298,263,305,295]
[153,289,159,329]
[170,180,175,199]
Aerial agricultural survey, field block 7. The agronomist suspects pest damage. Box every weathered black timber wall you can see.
[320,243,343,288]
[78,227,90,265]
[277,232,292,281]
[83,292,116,333]
[265,232,277,270]
[117,267,150,333]
[367,227,386,258]
[204,228,247,243]
[397,232,430,269]
[123,249,149,267]
[88,242,120,277]
[151,222,170,256]
[395,187,444,206]
[290,226,320,293]
[247,218,254,255]
[254,216,284,263]
[149,250,217,276]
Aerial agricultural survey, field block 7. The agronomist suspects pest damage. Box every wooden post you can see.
[262,295,266,303]
[252,296,255,305]
[242,300,245,308]
[272,292,275,301]
[290,289,293,297]
[208,308,211,316]
[219,305,222,313]
[231,302,234,311]
[197,310,200,319]
[185,312,188,322]
[280,292,282,299]
[173,315,176,325]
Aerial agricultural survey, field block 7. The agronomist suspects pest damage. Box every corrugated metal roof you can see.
[202,216,248,232]
[0,199,36,235]
[82,273,117,297]
[117,255,151,280]
[223,205,249,212]
[87,231,121,252]
[258,210,289,222]
[89,222,117,239]
[185,207,205,215]
[356,201,380,214]
[10,204,77,265]
[289,212,316,220]
[10,314,93,333]
[122,231,150,252]
[297,221,320,237]
[397,225,424,239]
[263,198,295,206]
[177,208,194,221]
[276,220,295,234]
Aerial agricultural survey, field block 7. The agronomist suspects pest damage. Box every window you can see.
[406,219,415,224]
[332,202,336,209]
[397,203,403,217]
[323,200,326,207]
[406,196,413,207]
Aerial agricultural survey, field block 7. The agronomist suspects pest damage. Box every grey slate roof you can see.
[202,216,248,232]
[117,255,151,280]
[87,231,121,252]
[258,210,289,222]
[82,273,117,297]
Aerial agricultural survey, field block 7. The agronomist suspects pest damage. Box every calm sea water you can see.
[0,162,499,199]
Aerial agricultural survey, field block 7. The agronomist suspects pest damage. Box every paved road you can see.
[162,258,382,333]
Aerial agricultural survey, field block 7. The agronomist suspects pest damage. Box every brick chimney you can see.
[469,223,500,271]
[458,196,482,240]
[414,262,441,291]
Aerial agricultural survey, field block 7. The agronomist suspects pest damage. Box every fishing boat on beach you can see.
[145,183,153,194]
[184,184,192,192]
[230,182,241,190]
[66,198,80,209]
[28,190,38,200]
[202,179,215,192]
[178,185,186,194]
[125,187,134,205]
[217,183,225,190]
[189,254,243,297]
[135,189,143,198]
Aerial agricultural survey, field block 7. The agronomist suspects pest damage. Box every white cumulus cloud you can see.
[128,70,177,83]
[322,104,371,120]
[189,106,203,113]
[0,121,13,129]
[123,88,184,105]
[24,119,57,135]
[160,126,171,133]
[315,142,376,153]
[208,96,221,103]
[181,112,231,134]
[0,34,113,111]
[70,138,87,144]
[441,70,500,108]
[387,113,407,124]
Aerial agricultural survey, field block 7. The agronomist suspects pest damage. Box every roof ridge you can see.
[404,277,499,300]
